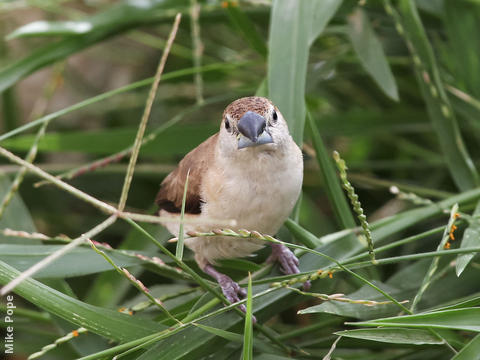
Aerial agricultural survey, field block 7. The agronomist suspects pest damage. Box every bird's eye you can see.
[272,111,278,122]
[225,118,231,132]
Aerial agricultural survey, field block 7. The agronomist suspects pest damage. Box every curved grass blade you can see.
[347,8,399,101]
[0,260,164,342]
[387,0,479,191]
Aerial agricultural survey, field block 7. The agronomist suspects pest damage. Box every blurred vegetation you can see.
[1,0,480,359]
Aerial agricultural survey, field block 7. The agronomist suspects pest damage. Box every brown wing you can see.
[155,133,218,214]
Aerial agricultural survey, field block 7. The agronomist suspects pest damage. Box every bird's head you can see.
[218,96,292,155]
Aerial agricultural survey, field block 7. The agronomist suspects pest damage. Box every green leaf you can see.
[347,8,399,101]
[242,273,253,360]
[307,112,356,229]
[0,244,145,278]
[335,328,444,345]
[452,334,480,360]
[351,308,480,332]
[268,0,314,145]
[193,323,243,343]
[456,200,480,276]
[394,0,479,191]
[309,0,343,45]
[0,0,189,92]
[225,2,267,58]
[0,260,164,342]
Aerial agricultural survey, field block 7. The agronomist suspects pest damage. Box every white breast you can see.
[185,141,303,267]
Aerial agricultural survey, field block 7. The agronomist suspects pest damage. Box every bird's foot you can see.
[204,264,256,322]
[267,243,310,290]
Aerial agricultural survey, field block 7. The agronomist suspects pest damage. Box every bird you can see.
[155,96,307,312]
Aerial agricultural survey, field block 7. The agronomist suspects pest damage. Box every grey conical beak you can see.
[237,111,274,149]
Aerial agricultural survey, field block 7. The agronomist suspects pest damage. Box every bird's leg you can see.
[204,264,247,313]
[267,243,311,290]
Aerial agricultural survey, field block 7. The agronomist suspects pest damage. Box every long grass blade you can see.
[307,113,356,229]
[268,0,314,145]
[386,0,479,191]
[176,169,190,260]
[347,8,398,101]
[242,272,254,360]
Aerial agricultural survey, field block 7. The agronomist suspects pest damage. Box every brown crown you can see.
[223,96,274,123]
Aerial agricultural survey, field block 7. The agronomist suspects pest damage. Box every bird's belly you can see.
[205,168,300,234]
[187,148,303,266]
[185,235,264,267]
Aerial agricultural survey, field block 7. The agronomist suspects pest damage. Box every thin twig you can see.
[118,13,182,212]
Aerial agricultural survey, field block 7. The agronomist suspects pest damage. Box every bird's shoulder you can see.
[155,133,218,214]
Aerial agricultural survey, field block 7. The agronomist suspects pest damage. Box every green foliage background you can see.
[1,0,480,359]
